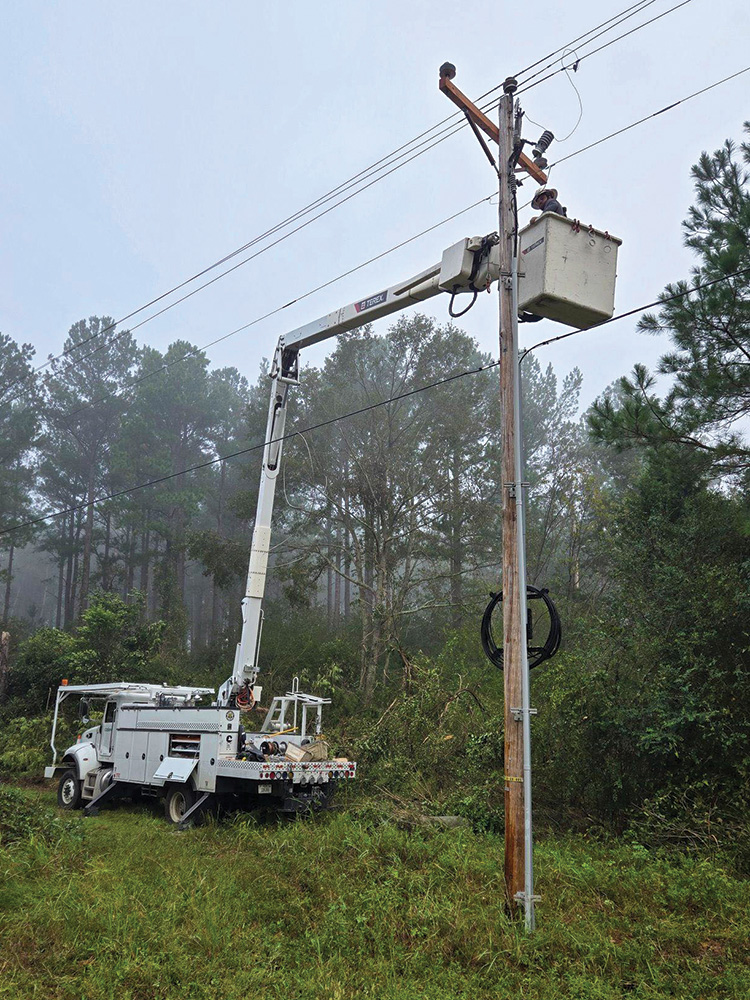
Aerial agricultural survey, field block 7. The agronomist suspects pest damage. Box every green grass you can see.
[1,787,749,999]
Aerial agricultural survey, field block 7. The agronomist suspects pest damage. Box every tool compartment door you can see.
[152,757,197,784]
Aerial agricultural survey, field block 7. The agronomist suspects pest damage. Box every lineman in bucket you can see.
[521,188,569,323]
[530,187,567,220]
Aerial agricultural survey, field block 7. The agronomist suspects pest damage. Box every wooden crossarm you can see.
[439,75,548,185]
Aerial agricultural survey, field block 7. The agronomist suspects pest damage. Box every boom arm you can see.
[217,233,500,706]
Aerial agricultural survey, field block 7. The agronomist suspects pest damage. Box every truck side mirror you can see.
[79,699,91,726]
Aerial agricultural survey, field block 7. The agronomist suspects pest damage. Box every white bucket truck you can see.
[45,223,619,825]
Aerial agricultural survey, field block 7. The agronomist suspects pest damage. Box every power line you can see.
[1,100,494,402]
[60,195,493,423]
[550,64,750,168]
[479,0,661,102]
[1,46,740,469]
[41,57,750,429]
[1,124,465,398]
[5,265,750,539]
[516,0,694,96]
[466,0,693,130]
[2,124,479,407]
[512,0,663,91]
[0,359,502,538]
[1,1,689,404]
[511,58,750,210]
[521,266,750,359]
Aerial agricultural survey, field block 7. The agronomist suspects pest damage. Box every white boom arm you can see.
[217,233,500,706]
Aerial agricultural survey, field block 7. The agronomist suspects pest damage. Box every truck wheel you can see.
[164,785,195,825]
[58,769,82,810]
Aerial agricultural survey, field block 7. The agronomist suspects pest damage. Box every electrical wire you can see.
[496,1,662,96]
[14,57,749,436]
[510,60,750,213]
[1,122,481,407]
[0,0,691,404]
[0,120,469,400]
[516,0,694,96]
[55,195,494,425]
[521,266,750,360]
[549,63,750,169]
[4,263,750,540]
[555,51,584,142]
[0,358,502,538]
[448,290,478,318]
[481,586,562,670]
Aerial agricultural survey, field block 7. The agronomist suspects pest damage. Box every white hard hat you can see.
[531,188,558,209]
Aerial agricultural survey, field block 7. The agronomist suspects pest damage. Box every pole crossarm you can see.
[438,70,548,185]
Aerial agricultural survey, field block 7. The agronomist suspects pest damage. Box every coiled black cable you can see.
[448,289,478,317]
[481,585,561,670]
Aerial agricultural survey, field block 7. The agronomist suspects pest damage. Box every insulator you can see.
[532,130,555,159]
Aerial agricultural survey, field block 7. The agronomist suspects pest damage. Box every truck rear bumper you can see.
[216,757,356,783]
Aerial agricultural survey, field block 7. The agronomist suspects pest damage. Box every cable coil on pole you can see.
[481,585,561,670]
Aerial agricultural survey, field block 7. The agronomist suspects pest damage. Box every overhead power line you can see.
[550,63,750,168]
[0,359,502,538]
[60,195,493,423]
[4,264,749,540]
[522,266,750,359]
[33,57,750,431]
[510,0,664,93]
[1,128,478,407]
[516,0,694,95]
[1,0,689,404]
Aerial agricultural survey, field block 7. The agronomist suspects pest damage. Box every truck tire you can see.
[58,769,82,810]
[164,785,195,825]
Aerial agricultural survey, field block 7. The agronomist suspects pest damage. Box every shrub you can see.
[0,714,78,781]
[0,784,83,849]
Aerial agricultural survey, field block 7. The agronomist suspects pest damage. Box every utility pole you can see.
[497,77,526,922]
[497,77,536,930]
[439,66,545,930]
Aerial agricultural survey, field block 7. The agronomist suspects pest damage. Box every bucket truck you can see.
[44,232,502,826]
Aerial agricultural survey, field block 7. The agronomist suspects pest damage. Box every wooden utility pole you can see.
[439,66,545,929]
[496,77,525,917]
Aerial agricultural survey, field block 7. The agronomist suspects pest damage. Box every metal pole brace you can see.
[503,482,531,498]
[514,891,542,905]
[511,707,537,723]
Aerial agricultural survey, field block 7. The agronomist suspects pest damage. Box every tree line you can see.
[0,123,748,716]
[1,125,749,840]
[0,300,594,678]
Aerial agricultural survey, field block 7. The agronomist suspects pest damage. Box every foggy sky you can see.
[1,0,747,411]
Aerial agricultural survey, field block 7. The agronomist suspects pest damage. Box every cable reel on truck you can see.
[481,585,561,670]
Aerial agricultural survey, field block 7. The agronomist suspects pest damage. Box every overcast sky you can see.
[1,0,747,412]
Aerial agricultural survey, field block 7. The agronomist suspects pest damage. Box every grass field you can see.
[1,786,749,999]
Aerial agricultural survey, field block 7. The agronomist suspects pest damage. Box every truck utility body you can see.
[48,681,352,824]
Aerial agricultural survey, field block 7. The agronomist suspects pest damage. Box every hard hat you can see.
[531,188,558,209]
